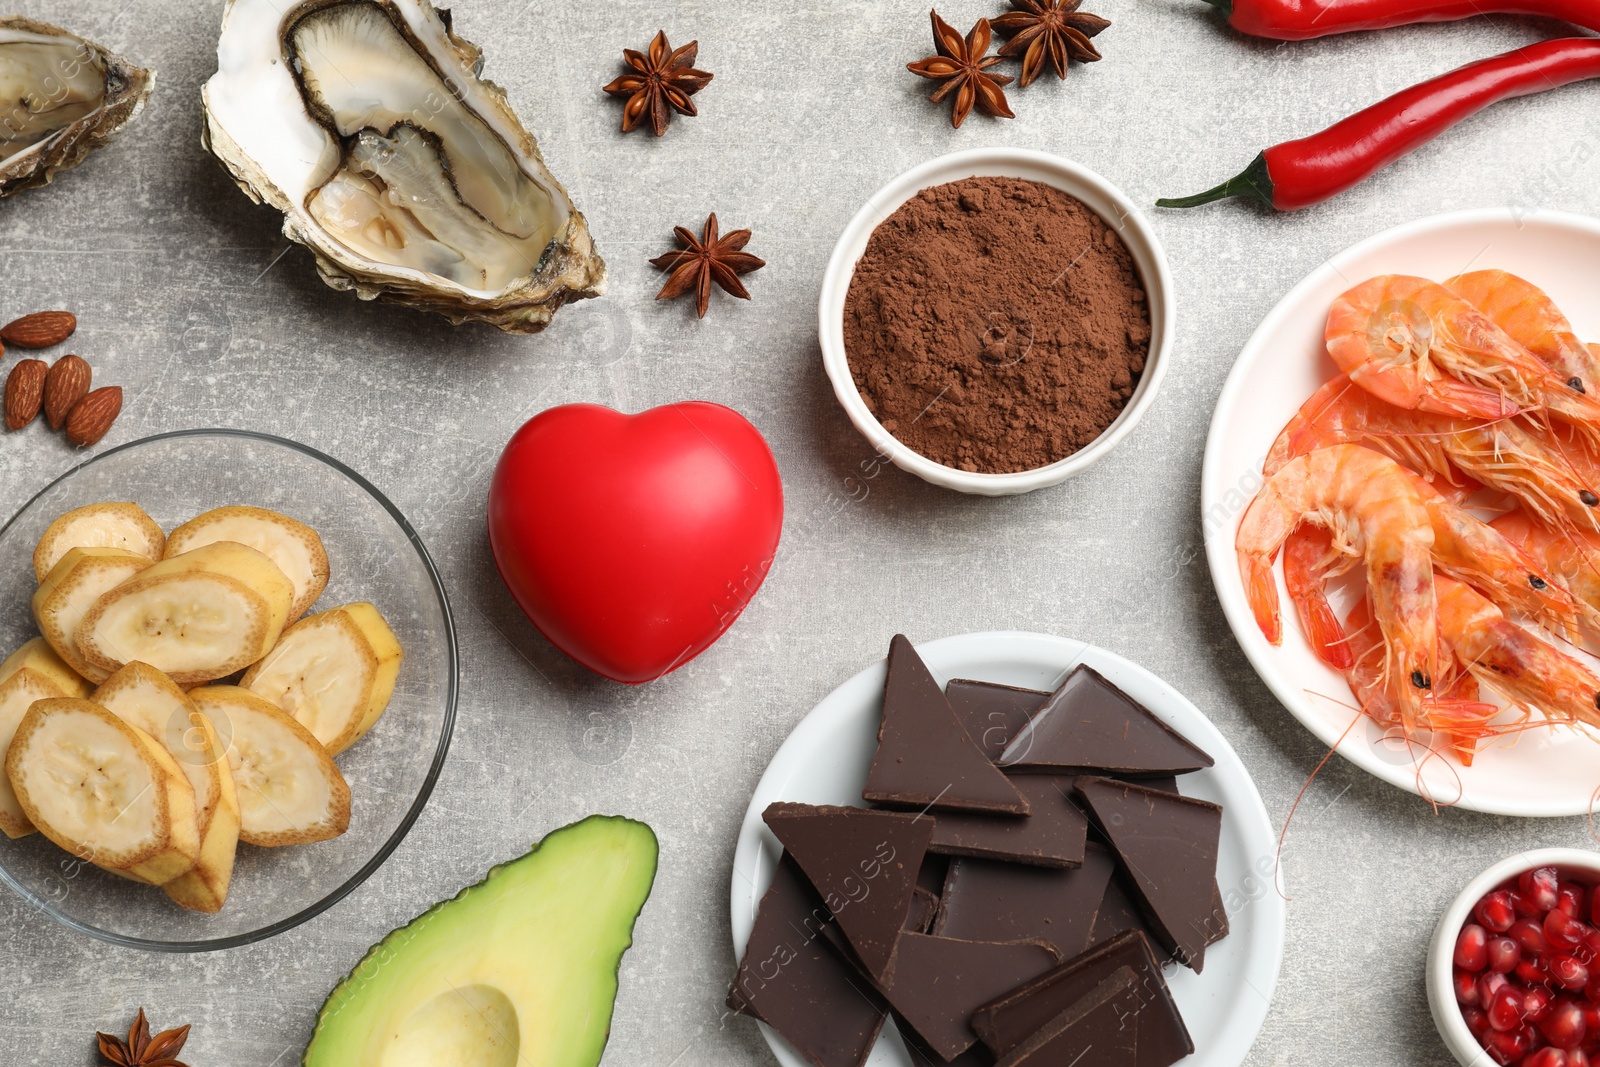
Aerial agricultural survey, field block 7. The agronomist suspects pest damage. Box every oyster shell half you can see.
[203,0,605,333]
[0,18,153,198]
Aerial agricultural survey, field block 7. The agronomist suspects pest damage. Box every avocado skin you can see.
[302,814,659,1067]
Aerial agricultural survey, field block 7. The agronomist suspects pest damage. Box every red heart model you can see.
[488,401,784,684]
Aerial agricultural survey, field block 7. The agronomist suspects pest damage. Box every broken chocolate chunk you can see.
[864,635,1029,816]
[728,856,888,1067]
[993,967,1140,1067]
[906,886,940,933]
[763,801,934,983]
[934,844,1115,958]
[1090,872,1228,958]
[946,678,1048,761]
[1074,777,1223,972]
[972,930,1193,1067]
[999,666,1214,776]
[925,774,1088,868]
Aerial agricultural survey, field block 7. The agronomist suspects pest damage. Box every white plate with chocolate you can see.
[728,630,1283,1067]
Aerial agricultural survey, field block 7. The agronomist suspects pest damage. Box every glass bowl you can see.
[0,429,458,951]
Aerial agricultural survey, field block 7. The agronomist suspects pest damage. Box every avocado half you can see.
[303,814,659,1067]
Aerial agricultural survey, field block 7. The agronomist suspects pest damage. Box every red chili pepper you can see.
[1157,38,1600,212]
[1202,0,1600,40]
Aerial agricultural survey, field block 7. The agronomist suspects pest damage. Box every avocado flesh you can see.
[303,814,659,1067]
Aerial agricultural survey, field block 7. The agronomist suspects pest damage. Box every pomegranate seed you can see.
[1465,1005,1491,1036]
[1551,955,1591,990]
[1517,919,1555,955]
[1524,868,1563,911]
[1486,971,1513,1005]
[1547,909,1591,951]
[1573,1050,1594,1067]
[1481,891,1521,932]
[1514,891,1545,918]
[1592,884,1600,929]
[1579,930,1600,966]
[1523,959,1555,986]
[1493,937,1527,973]
[1494,985,1531,1030]
[1459,924,1491,970]
[1543,1000,1588,1050]
[1527,985,1557,1022]
[1486,1027,1533,1063]
[1580,1001,1600,1037]
[1560,883,1588,918]
[1525,1050,1570,1067]
[1457,968,1484,1004]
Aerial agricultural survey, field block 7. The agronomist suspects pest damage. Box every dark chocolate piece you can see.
[763,802,933,983]
[864,636,1029,816]
[904,1029,997,1067]
[727,856,888,1067]
[999,665,1214,776]
[972,930,1193,1067]
[926,774,1088,868]
[1119,774,1179,794]
[917,853,950,897]
[1074,777,1223,972]
[906,886,940,933]
[934,845,1115,958]
[946,679,1049,761]
[993,967,1140,1067]
[1089,874,1228,957]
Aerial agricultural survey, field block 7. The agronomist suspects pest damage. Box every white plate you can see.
[729,631,1285,1067]
[1202,208,1600,817]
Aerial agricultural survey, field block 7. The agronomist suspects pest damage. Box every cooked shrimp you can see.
[1436,575,1600,731]
[1266,375,1600,531]
[1326,276,1600,433]
[1238,444,1437,726]
[1283,525,1355,669]
[1491,507,1600,615]
[1446,270,1600,396]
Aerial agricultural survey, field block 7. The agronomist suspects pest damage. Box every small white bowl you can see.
[1427,848,1600,1065]
[817,148,1175,496]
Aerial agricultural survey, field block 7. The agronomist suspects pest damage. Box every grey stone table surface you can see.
[2,0,1599,1063]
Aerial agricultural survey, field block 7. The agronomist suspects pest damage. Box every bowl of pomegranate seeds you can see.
[1430,849,1600,1066]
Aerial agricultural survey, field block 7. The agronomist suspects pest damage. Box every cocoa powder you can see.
[843,176,1151,474]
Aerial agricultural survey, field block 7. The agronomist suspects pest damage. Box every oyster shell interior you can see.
[289,2,563,293]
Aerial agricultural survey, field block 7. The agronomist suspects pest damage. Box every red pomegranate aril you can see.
[1525,1049,1570,1067]
[1518,918,1555,955]
[1551,955,1591,990]
[1492,937,1525,973]
[1573,1048,1594,1067]
[1548,909,1591,951]
[1523,959,1555,987]
[1485,1026,1533,1063]
[1459,924,1492,970]
[1591,885,1600,929]
[1542,1000,1588,1050]
[1527,985,1557,1022]
[1513,890,1544,918]
[1525,868,1564,911]
[1481,891,1521,933]
[1560,883,1588,918]
[1494,985,1530,1031]
[1458,968,1485,1005]
[1580,1001,1600,1036]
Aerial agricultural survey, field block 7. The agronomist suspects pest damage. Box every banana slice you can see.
[0,669,76,838]
[75,542,295,686]
[33,502,164,582]
[166,506,329,622]
[190,686,350,847]
[0,637,91,697]
[6,698,200,885]
[93,662,240,913]
[241,602,402,755]
[32,548,154,684]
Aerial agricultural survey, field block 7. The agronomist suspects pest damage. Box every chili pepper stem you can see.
[1156,153,1275,210]
[1197,0,1233,15]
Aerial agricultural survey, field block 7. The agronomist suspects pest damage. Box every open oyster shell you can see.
[0,18,153,198]
[202,0,606,333]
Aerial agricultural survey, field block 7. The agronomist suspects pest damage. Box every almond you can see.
[0,311,76,349]
[64,385,120,447]
[42,354,90,430]
[4,359,46,430]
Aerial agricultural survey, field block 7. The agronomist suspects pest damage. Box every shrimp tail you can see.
[1241,551,1283,645]
[1283,526,1355,669]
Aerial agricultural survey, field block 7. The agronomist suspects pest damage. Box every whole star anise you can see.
[602,30,713,137]
[907,10,1015,129]
[993,0,1111,87]
[649,214,765,319]
[96,1008,191,1067]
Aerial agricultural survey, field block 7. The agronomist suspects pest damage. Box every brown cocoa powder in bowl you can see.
[843,176,1152,474]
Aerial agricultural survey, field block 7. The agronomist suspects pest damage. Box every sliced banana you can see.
[32,548,154,684]
[33,502,164,582]
[93,662,240,913]
[6,698,200,885]
[241,602,402,755]
[0,636,91,697]
[190,686,350,847]
[166,506,330,622]
[75,541,295,686]
[0,668,76,838]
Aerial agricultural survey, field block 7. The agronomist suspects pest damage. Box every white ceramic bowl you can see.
[1426,848,1600,1065]
[817,148,1175,496]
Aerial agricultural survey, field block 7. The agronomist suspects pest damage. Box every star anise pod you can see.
[649,214,765,319]
[907,10,1015,129]
[993,0,1111,87]
[96,1008,191,1067]
[602,30,713,137]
